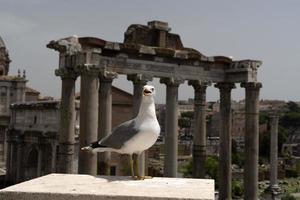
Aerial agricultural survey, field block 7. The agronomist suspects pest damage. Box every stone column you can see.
[241,82,262,200]
[3,129,7,164]
[78,67,99,175]
[269,113,280,195]
[160,78,183,177]
[188,80,208,178]
[215,82,235,200]
[5,139,12,184]
[16,136,23,182]
[55,68,77,174]
[98,71,117,175]
[51,143,57,173]
[128,74,153,176]
[37,147,43,177]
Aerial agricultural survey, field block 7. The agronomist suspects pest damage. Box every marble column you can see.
[78,68,99,175]
[188,80,208,178]
[160,78,183,177]
[215,82,235,200]
[241,82,262,200]
[55,69,77,174]
[269,113,280,196]
[98,71,117,175]
[127,74,153,176]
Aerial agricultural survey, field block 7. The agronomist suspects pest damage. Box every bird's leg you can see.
[132,154,153,180]
[132,153,144,180]
[130,155,136,179]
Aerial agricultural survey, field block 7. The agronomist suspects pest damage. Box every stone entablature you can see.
[47,21,261,83]
[10,100,80,134]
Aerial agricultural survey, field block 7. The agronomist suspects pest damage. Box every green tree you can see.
[259,126,288,159]
[286,101,300,112]
[205,156,219,183]
[232,139,244,167]
[232,180,244,198]
[259,111,270,125]
[280,112,300,134]
[181,111,194,119]
[178,111,194,128]
[181,155,219,187]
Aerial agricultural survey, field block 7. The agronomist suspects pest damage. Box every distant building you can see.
[25,87,40,101]
[0,36,27,166]
[6,100,80,184]
[5,86,133,184]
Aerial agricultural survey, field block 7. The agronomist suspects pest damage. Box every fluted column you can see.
[78,66,99,175]
[98,71,117,175]
[269,113,280,195]
[55,68,77,174]
[160,78,183,177]
[215,82,235,200]
[188,80,208,178]
[241,82,262,200]
[127,74,153,176]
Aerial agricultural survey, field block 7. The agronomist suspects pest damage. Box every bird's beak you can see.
[143,88,152,96]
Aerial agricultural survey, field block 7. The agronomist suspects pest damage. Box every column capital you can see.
[214,82,236,91]
[47,36,82,55]
[270,113,279,125]
[99,70,118,82]
[270,112,279,118]
[55,68,78,80]
[160,77,184,86]
[188,80,211,91]
[127,74,153,85]
[76,64,101,76]
[240,82,262,90]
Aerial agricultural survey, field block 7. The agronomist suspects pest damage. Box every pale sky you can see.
[0,0,299,103]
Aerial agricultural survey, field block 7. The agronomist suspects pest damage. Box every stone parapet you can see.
[0,173,214,200]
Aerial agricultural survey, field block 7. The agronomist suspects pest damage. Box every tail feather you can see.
[81,141,109,152]
[81,146,93,151]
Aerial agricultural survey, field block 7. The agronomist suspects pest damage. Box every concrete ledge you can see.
[0,173,214,200]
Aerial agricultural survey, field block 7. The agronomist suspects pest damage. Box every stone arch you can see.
[24,145,38,181]
[41,143,52,175]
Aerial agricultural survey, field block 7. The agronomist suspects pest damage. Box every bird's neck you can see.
[136,97,156,121]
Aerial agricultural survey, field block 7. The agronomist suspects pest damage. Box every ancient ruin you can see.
[47,21,262,200]
[0,36,27,171]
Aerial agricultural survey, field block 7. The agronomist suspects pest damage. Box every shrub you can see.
[232,180,244,197]
[282,194,296,200]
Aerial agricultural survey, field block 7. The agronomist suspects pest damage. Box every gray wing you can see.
[99,119,139,149]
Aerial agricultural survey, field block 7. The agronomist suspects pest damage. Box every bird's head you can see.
[142,85,155,97]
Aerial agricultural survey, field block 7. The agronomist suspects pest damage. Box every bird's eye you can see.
[151,88,154,91]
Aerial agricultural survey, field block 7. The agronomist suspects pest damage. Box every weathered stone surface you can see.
[48,21,262,83]
[0,35,11,75]
[0,174,215,200]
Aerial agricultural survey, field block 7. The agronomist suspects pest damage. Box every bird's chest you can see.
[138,119,160,135]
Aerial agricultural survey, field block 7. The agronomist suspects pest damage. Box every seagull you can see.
[81,85,160,180]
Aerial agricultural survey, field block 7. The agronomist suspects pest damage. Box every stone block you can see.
[0,173,214,200]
